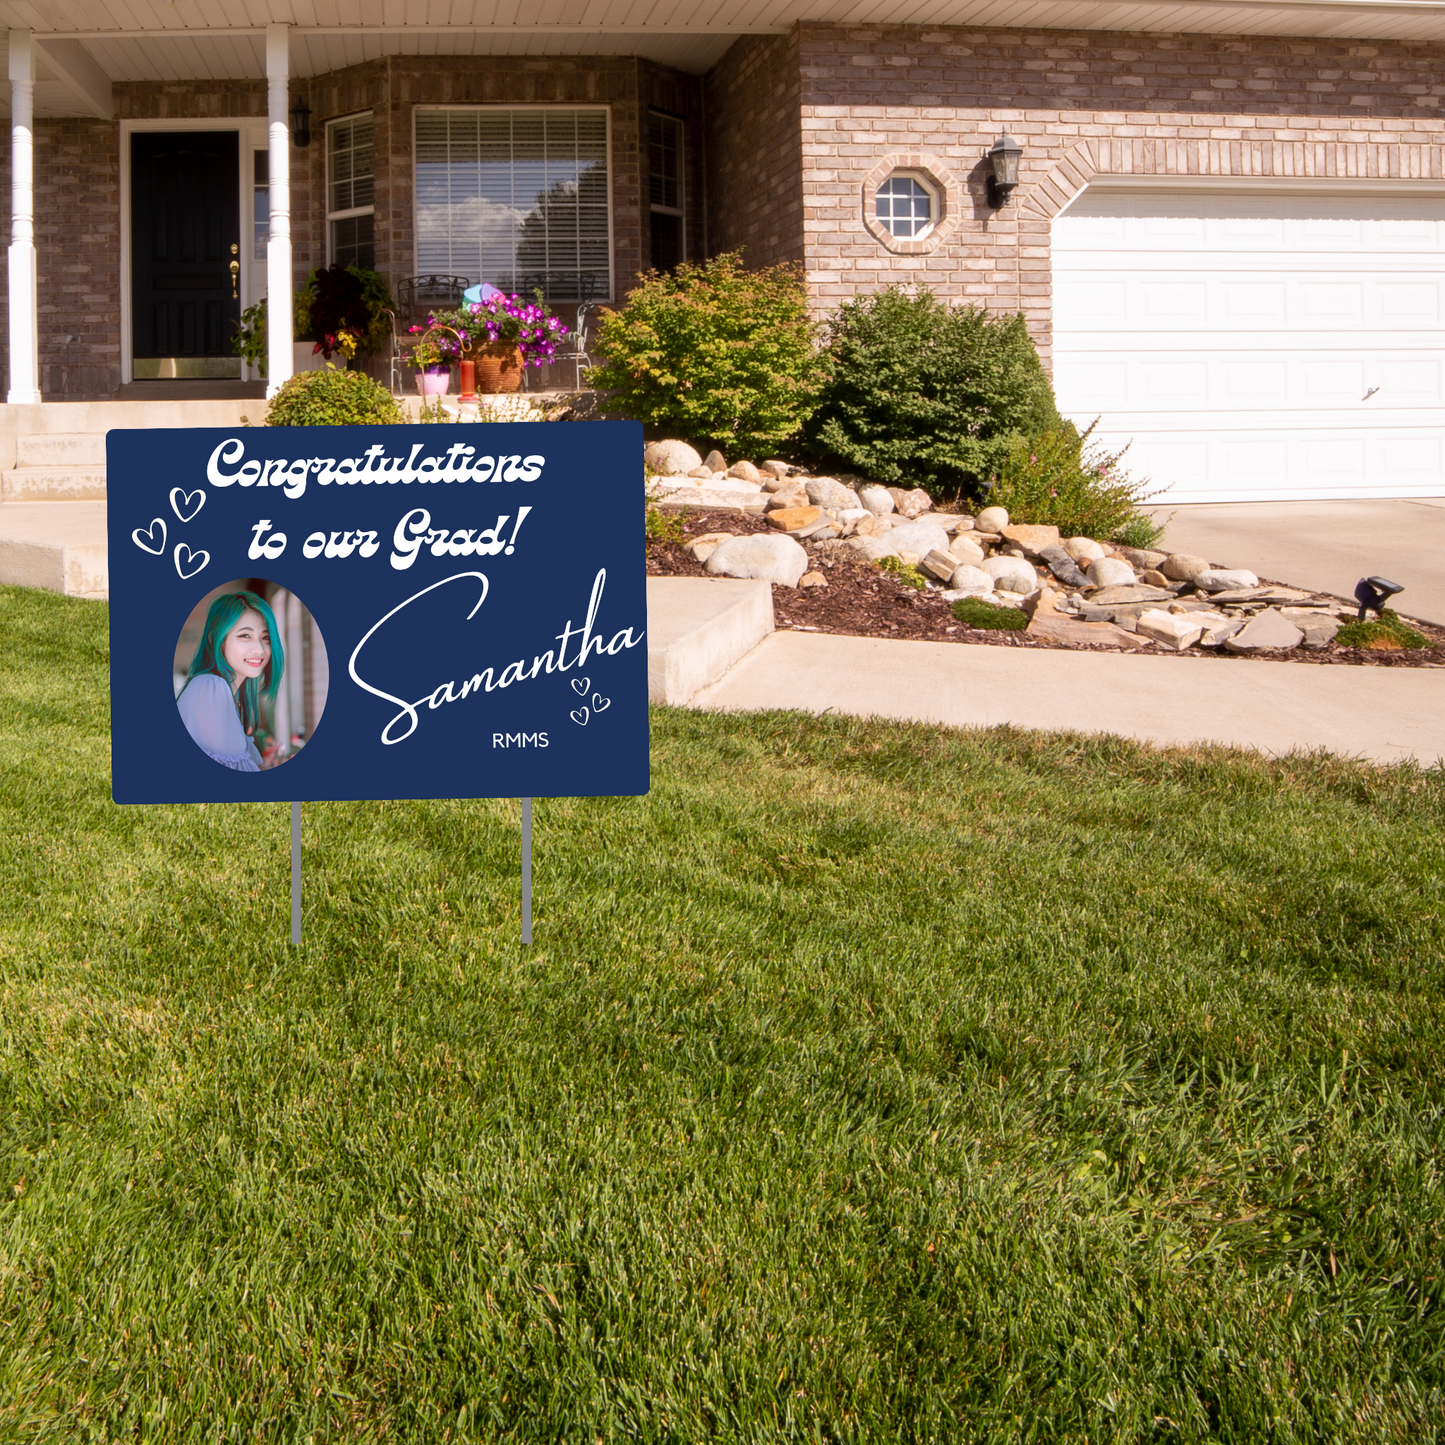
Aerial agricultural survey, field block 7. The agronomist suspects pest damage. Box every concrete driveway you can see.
[1146,498,1445,626]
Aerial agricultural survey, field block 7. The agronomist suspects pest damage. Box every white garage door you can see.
[1052,186,1445,503]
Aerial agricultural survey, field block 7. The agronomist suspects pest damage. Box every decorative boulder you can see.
[949,535,986,568]
[857,485,895,516]
[1115,546,1168,571]
[1087,557,1137,588]
[981,554,1038,594]
[1136,608,1205,651]
[705,533,809,587]
[1223,606,1303,651]
[882,518,950,559]
[948,564,994,595]
[806,477,863,511]
[726,460,762,483]
[1064,537,1106,564]
[644,439,703,477]
[703,449,727,473]
[766,506,823,533]
[1001,523,1062,558]
[1161,552,1209,582]
[888,487,934,518]
[1195,568,1260,593]
[976,505,1010,533]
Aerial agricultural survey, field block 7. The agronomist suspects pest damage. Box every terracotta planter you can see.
[469,341,525,395]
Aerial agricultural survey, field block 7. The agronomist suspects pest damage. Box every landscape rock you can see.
[687,466,713,479]
[762,474,796,493]
[705,533,809,587]
[939,514,975,533]
[976,505,1009,533]
[842,535,897,562]
[1223,606,1303,652]
[980,554,1038,595]
[949,535,986,568]
[767,505,823,534]
[883,518,951,559]
[1141,569,1170,588]
[1001,523,1062,558]
[857,484,895,516]
[1136,608,1205,651]
[806,477,863,511]
[947,564,994,595]
[920,549,960,583]
[1161,552,1209,582]
[1085,584,1175,607]
[1064,537,1106,564]
[1028,614,1148,649]
[644,439,704,476]
[703,449,727,473]
[701,472,761,492]
[1282,609,1342,647]
[1195,568,1260,594]
[1198,617,1246,647]
[1115,546,1168,571]
[766,489,808,511]
[1087,557,1137,588]
[888,487,934,519]
[727,460,762,483]
[1038,544,1090,589]
[761,460,793,479]
[684,531,736,563]
[799,570,827,588]
[651,488,765,512]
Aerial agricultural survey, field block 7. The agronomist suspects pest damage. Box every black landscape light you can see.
[1354,575,1404,620]
[290,96,312,148]
[986,133,1023,208]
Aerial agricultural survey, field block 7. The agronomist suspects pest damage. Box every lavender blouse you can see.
[177,674,263,772]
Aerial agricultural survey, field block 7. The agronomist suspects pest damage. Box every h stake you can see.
[522,797,532,946]
[290,801,301,946]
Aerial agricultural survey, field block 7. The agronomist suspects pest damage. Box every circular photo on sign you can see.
[173,578,329,772]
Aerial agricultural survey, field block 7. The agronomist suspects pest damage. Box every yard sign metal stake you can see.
[291,801,301,946]
[522,797,533,946]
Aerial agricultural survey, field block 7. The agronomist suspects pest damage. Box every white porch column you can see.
[7,29,42,405]
[265,23,294,396]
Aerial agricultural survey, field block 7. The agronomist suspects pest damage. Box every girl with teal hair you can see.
[176,590,285,772]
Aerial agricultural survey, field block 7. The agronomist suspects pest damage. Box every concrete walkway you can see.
[693,630,1445,766]
[1149,498,1445,626]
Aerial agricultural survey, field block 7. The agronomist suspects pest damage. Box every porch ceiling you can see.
[4,0,1445,114]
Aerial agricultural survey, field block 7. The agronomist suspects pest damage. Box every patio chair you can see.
[394,274,471,325]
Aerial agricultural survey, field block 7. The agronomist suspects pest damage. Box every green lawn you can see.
[2,582,1443,1443]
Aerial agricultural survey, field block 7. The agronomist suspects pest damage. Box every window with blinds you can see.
[414,108,610,303]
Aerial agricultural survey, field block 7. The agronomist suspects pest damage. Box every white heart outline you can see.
[570,707,590,726]
[169,487,206,523]
[131,518,167,555]
[570,676,591,696]
[592,694,611,713]
[173,543,211,580]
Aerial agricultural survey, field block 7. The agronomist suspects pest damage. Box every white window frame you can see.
[875,170,939,242]
[326,111,375,268]
[411,104,614,303]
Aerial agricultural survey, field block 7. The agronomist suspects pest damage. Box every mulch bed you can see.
[648,508,1445,669]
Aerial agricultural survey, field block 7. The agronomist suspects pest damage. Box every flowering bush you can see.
[423,293,568,368]
[989,420,1160,544]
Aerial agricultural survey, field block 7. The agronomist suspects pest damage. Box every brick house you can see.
[5,1,1445,503]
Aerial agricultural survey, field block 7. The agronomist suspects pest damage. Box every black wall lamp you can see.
[986,132,1023,207]
[290,96,312,148]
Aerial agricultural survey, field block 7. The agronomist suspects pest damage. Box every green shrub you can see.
[805,287,1059,496]
[876,555,928,592]
[264,367,402,426]
[953,596,1029,630]
[1334,609,1429,650]
[587,252,827,456]
[989,421,1160,544]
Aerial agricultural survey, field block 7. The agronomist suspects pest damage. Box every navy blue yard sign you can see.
[107,422,649,804]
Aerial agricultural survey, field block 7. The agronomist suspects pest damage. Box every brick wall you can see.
[789,24,1445,358]
[705,32,805,268]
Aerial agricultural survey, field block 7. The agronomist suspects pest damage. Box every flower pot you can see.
[415,366,451,397]
[468,341,524,395]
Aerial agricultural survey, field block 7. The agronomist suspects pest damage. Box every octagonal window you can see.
[875,173,937,239]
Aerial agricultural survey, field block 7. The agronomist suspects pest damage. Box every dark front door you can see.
[131,131,241,378]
